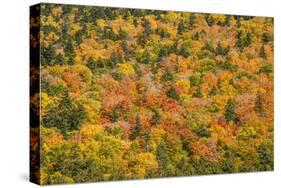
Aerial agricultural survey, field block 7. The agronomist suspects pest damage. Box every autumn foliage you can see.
[30,3,274,185]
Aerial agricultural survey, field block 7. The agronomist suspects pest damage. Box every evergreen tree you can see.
[152,108,161,126]
[259,45,266,59]
[86,57,97,73]
[257,142,273,170]
[158,46,169,59]
[64,36,75,65]
[118,28,128,40]
[143,18,153,36]
[41,45,56,66]
[193,87,202,98]
[262,32,273,43]
[161,71,174,82]
[216,42,230,56]
[224,98,239,123]
[177,20,185,34]
[188,13,196,28]
[157,142,170,176]
[209,86,218,96]
[190,74,202,86]
[255,92,265,116]
[55,54,64,65]
[130,114,142,140]
[166,87,180,101]
[43,93,86,135]
[244,32,252,47]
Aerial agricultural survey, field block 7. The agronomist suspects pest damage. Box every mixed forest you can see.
[30,3,274,185]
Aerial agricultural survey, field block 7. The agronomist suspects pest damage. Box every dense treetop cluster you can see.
[30,4,273,185]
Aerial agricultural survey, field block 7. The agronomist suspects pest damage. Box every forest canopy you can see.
[30,3,274,185]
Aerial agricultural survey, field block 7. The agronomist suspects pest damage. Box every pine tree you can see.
[158,47,169,59]
[224,98,239,123]
[177,20,185,34]
[143,18,153,36]
[216,42,230,56]
[166,87,180,101]
[41,45,56,66]
[118,28,128,40]
[64,36,75,65]
[209,86,218,96]
[144,49,150,64]
[86,57,97,73]
[156,142,170,176]
[259,45,266,59]
[55,54,64,65]
[193,87,202,98]
[244,32,252,47]
[130,114,142,140]
[255,92,265,116]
